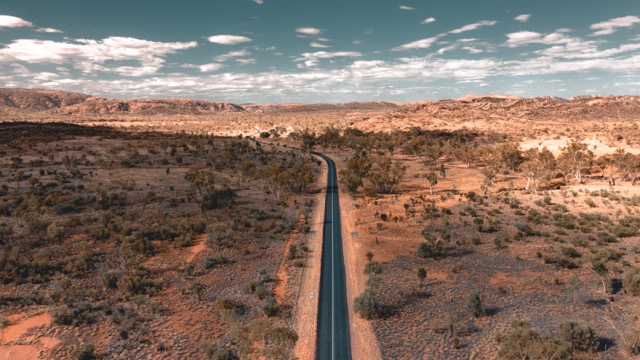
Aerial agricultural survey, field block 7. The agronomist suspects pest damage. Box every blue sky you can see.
[0,0,639,103]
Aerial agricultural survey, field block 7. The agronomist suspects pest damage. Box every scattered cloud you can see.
[450,20,497,34]
[393,36,440,51]
[35,27,63,33]
[399,6,415,11]
[421,17,436,24]
[296,27,322,35]
[0,15,33,28]
[0,37,197,76]
[215,50,251,62]
[199,63,224,72]
[236,58,256,65]
[514,14,531,23]
[252,0,264,4]
[310,42,330,48]
[207,35,252,45]
[590,16,640,36]
[296,51,361,67]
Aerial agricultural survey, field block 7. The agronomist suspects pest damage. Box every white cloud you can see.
[399,6,415,11]
[393,36,440,51]
[506,31,544,46]
[35,27,63,33]
[296,27,322,35]
[199,63,224,72]
[0,15,33,28]
[450,20,497,34]
[207,35,252,45]
[215,50,251,62]
[590,16,640,36]
[514,14,531,23]
[310,42,330,48]
[0,37,197,76]
[421,17,436,24]
[236,58,256,65]
[296,51,362,67]
[253,0,264,4]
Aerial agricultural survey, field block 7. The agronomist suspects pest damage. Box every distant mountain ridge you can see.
[0,89,245,115]
[355,94,640,132]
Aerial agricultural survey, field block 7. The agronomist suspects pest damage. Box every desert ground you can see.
[3,90,640,359]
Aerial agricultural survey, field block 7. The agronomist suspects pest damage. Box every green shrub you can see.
[72,343,95,360]
[354,289,382,320]
[466,292,485,318]
[558,320,598,353]
[496,320,571,360]
[199,341,233,360]
[624,268,640,296]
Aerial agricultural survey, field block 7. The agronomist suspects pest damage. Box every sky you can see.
[0,0,639,103]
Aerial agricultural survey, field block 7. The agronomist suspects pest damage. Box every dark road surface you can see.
[314,153,351,360]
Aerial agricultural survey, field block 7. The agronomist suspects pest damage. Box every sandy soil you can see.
[0,313,60,360]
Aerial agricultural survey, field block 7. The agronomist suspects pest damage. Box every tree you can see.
[366,156,407,194]
[185,167,236,216]
[466,291,485,317]
[423,170,438,195]
[295,129,317,154]
[520,148,556,193]
[559,320,598,353]
[480,167,498,195]
[339,155,372,195]
[558,140,594,184]
[354,289,382,320]
[498,143,524,172]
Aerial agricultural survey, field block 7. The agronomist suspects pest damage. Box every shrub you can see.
[364,261,383,276]
[199,341,233,360]
[561,247,581,259]
[466,292,485,318]
[72,343,96,360]
[497,321,571,360]
[624,268,640,296]
[558,320,598,353]
[263,297,280,317]
[354,289,382,320]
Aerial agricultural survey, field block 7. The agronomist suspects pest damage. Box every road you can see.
[314,152,352,360]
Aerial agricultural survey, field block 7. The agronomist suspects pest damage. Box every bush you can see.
[263,297,280,317]
[558,320,598,353]
[199,341,233,360]
[72,343,96,360]
[354,289,382,320]
[497,320,571,360]
[561,247,581,258]
[417,242,436,258]
[466,292,485,318]
[624,268,640,296]
[363,261,383,276]
[217,297,240,311]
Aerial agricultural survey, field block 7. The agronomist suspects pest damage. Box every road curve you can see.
[313,152,351,360]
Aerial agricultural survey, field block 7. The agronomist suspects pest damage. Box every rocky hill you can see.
[356,94,640,133]
[242,101,399,113]
[0,89,245,115]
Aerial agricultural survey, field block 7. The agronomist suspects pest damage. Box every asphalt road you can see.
[314,152,352,360]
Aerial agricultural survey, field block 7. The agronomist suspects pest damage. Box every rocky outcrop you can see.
[0,89,245,115]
